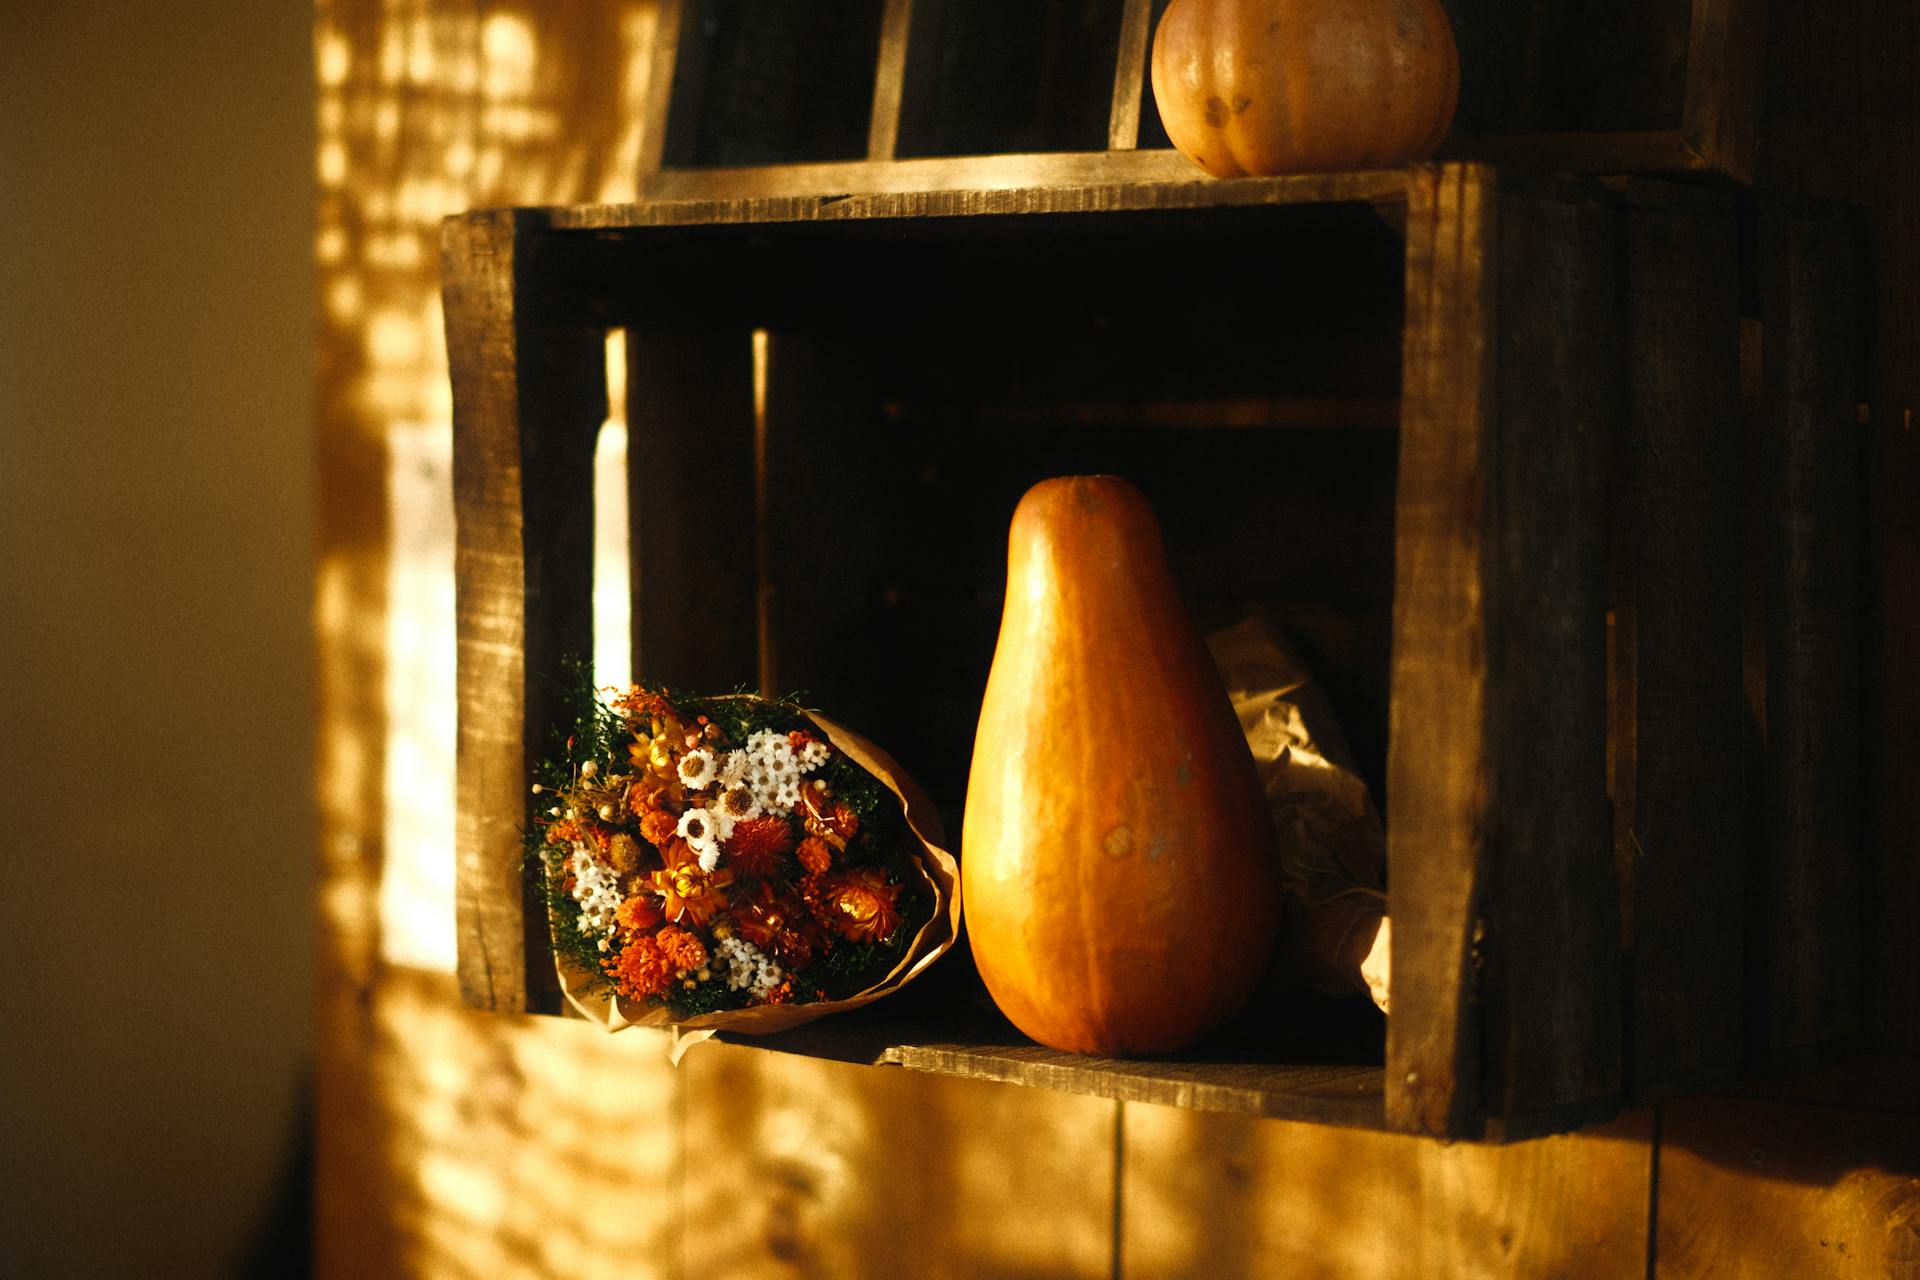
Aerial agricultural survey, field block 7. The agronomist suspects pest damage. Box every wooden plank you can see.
[1386,163,1500,1138]
[865,0,913,162]
[624,328,759,692]
[1656,1096,1920,1279]
[716,966,1390,1130]
[634,0,685,183]
[1444,129,1715,175]
[1759,205,1863,1055]
[757,330,889,727]
[1480,175,1623,1134]
[321,968,684,1280]
[580,163,1410,228]
[1107,0,1155,151]
[1619,187,1746,1098]
[1681,0,1765,181]
[1122,1105,1655,1278]
[681,1043,1117,1280]
[1388,165,1621,1138]
[972,396,1400,431]
[445,209,605,1014]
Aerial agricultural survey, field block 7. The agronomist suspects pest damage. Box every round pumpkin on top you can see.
[1150,0,1460,177]
[961,476,1283,1057]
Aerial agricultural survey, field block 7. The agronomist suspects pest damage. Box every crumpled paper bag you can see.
[1207,615,1391,1012]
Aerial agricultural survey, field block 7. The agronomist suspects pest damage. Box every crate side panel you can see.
[1621,193,1747,1097]
[1481,180,1623,1125]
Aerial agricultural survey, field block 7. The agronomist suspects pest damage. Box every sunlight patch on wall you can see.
[314,2,658,973]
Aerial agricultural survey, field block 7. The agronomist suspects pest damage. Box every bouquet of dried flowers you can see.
[531,677,958,1037]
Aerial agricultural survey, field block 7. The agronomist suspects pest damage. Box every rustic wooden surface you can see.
[1481,175,1621,1132]
[1384,166,1620,1139]
[1123,1105,1656,1279]
[865,0,913,162]
[683,1043,1118,1280]
[1680,0,1764,178]
[1618,186,1747,1097]
[1382,163,1498,1139]
[1657,1097,1920,1279]
[444,209,605,1015]
[1762,0,1920,1059]
[625,329,759,692]
[1760,204,1864,1055]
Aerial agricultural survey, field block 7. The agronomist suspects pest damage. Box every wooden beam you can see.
[444,209,605,1014]
[1760,203,1864,1055]
[1618,183,1747,1098]
[1108,0,1156,151]
[1387,165,1622,1138]
[866,0,914,162]
[1385,164,1501,1138]
[634,0,686,183]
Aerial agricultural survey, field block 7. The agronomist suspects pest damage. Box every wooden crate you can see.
[443,164,1862,1140]
[635,0,1764,202]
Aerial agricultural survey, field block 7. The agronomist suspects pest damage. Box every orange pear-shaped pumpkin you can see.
[962,476,1283,1055]
[1150,0,1459,176]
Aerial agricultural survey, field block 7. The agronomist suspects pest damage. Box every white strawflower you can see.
[718,749,749,787]
[713,936,786,1000]
[677,746,718,790]
[568,846,620,935]
[717,783,762,824]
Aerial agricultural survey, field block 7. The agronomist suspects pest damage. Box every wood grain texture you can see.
[1107,0,1156,151]
[682,1043,1117,1280]
[865,0,914,162]
[1681,0,1765,180]
[1619,187,1746,1097]
[758,330,889,726]
[1759,204,1863,1055]
[320,969,684,1280]
[445,209,605,1014]
[1481,176,1622,1132]
[631,149,1381,203]
[1657,1097,1920,1279]
[636,0,685,181]
[1387,165,1621,1138]
[1386,163,1499,1139]
[1761,0,1920,1062]
[625,328,759,692]
[1123,1104,1655,1279]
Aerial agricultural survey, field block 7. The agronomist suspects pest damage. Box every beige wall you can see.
[0,4,314,1275]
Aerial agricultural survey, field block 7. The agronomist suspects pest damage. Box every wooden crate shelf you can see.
[444,163,1864,1142]
[637,0,1764,204]
[714,986,1390,1131]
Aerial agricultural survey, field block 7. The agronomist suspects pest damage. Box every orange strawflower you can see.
[732,883,823,968]
[655,925,707,974]
[822,866,902,943]
[725,816,794,879]
[615,895,663,935]
[638,808,681,847]
[604,936,672,1000]
[795,835,834,878]
[645,837,734,927]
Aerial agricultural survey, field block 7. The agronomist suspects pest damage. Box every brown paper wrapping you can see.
[556,708,962,1061]
[1206,615,1390,1011]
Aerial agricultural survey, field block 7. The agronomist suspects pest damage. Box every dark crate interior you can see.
[599,198,1407,1076]
[661,0,888,167]
[896,0,1128,157]
[654,0,1737,169]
